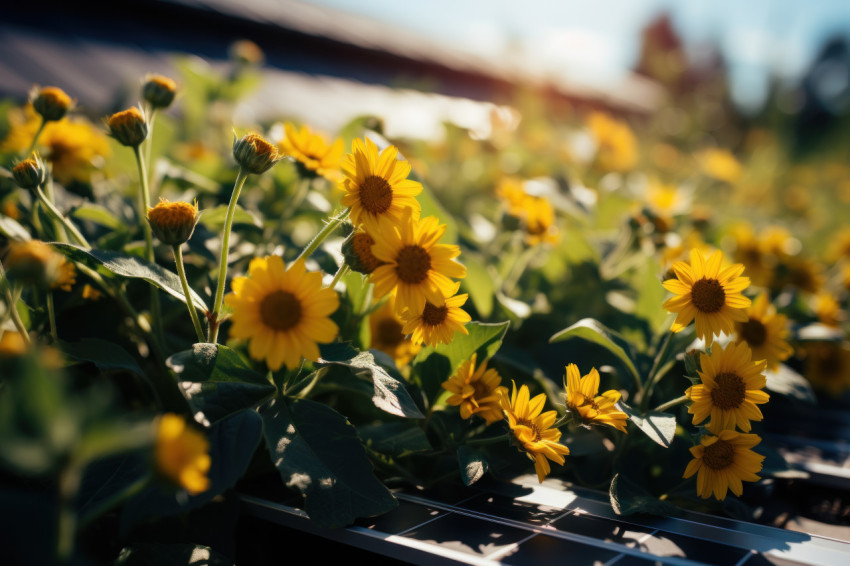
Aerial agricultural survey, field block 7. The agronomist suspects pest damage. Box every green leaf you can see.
[198,204,262,229]
[549,319,640,386]
[115,543,233,565]
[260,397,397,528]
[53,243,207,311]
[765,364,816,404]
[460,254,494,318]
[121,410,262,533]
[357,421,432,458]
[619,401,676,448]
[61,338,143,377]
[167,344,276,425]
[633,259,667,334]
[319,342,424,419]
[457,445,488,486]
[71,203,126,231]
[412,321,510,403]
[0,215,31,241]
[609,473,679,516]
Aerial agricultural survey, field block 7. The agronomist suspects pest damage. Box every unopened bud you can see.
[107,107,148,147]
[143,74,178,109]
[31,86,73,122]
[147,198,201,246]
[342,229,385,274]
[232,132,281,175]
[229,40,264,66]
[12,155,47,190]
[3,240,64,289]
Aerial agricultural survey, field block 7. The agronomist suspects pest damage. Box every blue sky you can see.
[308,0,850,110]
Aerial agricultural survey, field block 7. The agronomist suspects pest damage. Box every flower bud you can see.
[146,198,201,246]
[232,132,281,175]
[31,86,73,122]
[142,74,178,109]
[107,107,148,147]
[3,240,64,289]
[341,229,385,274]
[11,155,47,190]
[229,40,264,65]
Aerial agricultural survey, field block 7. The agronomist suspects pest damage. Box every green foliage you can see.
[550,318,641,388]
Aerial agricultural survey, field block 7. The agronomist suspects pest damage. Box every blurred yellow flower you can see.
[400,286,471,346]
[683,430,764,500]
[279,122,344,182]
[827,227,850,262]
[225,256,339,371]
[662,249,751,345]
[734,293,793,371]
[563,364,628,433]
[500,382,570,483]
[814,292,842,328]
[698,148,742,184]
[442,352,506,425]
[0,331,28,357]
[370,211,466,316]
[369,297,420,367]
[155,413,211,495]
[804,342,850,396]
[586,112,637,172]
[686,342,769,433]
[340,137,422,231]
[496,178,559,245]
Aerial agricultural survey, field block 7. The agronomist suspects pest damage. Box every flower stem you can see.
[640,330,675,411]
[653,394,690,414]
[5,285,30,347]
[173,244,206,343]
[208,168,249,343]
[328,263,350,289]
[25,117,46,157]
[34,186,88,247]
[46,290,58,342]
[466,433,510,447]
[132,145,164,349]
[295,208,350,263]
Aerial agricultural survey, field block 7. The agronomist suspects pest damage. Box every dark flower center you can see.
[260,290,302,331]
[691,277,725,313]
[710,372,746,410]
[740,319,767,347]
[395,245,431,284]
[360,175,393,215]
[421,302,448,326]
[702,438,735,470]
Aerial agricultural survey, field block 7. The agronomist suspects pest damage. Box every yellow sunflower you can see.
[340,137,422,231]
[683,430,764,500]
[500,382,570,483]
[662,249,751,345]
[586,112,637,172]
[370,211,466,316]
[225,256,339,371]
[814,292,842,328]
[279,122,344,182]
[155,413,211,495]
[734,293,793,371]
[400,283,471,346]
[369,297,420,367]
[442,353,506,425]
[563,364,628,433]
[686,342,769,433]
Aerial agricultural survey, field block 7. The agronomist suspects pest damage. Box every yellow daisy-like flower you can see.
[586,112,638,172]
[279,122,344,182]
[683,430,764,500]
[340,137,422,231]
[698,148,743,184]
[814,292,842,328]
[500,382,570,483]
[523,196,559,246]
[154,413,211,495]
[400,284,471,346]
[369,298,420,367]
[370,211,466,316]
[563,364,628,433]
[442,353,507,425]
[686,342,769,433]
[225,256,339,371]
[734,293,793,371]
[662,249,751,345]
[42,118,112,185]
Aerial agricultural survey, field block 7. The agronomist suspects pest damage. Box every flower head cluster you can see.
[563,364,628,433]
[279,122,344,182]
[496,178,559,246]
[734,293,793,371]
[442,353,506,425]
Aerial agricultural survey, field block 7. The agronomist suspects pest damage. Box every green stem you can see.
[145,106,157,181]
[502,242,538,295]
[78,473,151,529]
[35,186,88,247]
[5,285,30,347]
[640,330,675,411]
[295,208,350,263]
[328,263,349,289]
[466,433,510,447]
[132,145,164,349]
[173,245,206,343]
[208,169,249,343]
[42,174,68,242]
[46,291,58,342]
[653,394,689,414]
[25,118,46,157]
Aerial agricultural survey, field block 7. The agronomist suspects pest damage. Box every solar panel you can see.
[239,474,850,565]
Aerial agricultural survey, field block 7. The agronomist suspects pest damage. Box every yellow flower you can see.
[686,342,769,433]
[51,258,77,292]
[225,256,339,371]
[814,292,842,327]
[730,224,772,288]
[442,353,506,424]
[684,430,764,500]
[698,148,742,184]
[369,298,420,367]
[279,122,344,182]
[586,112,637,172]
[827,227,850,262]
[775,256,824,294]
[41,118,111,185]
[340,137,422,231]
[400,285,471,346]
[0,331,28,357]
[563,364,628,433]
[4,240,65,289]
[496,177,528,217]
[496,178,558,245]
[734,293,793,371]
[500,382,570,483]
[662,249,751,345]
[146,198,200,246]
[155,414,211,495]
[803,342,850,396]
[370,211,466,316]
